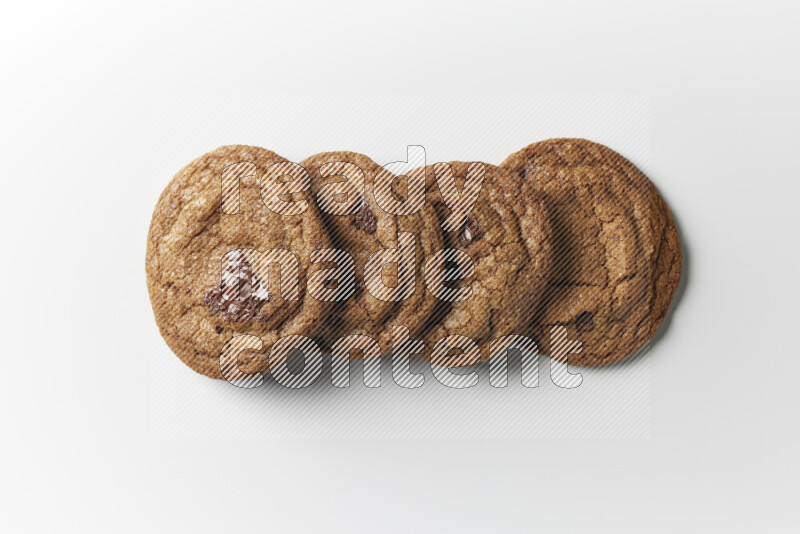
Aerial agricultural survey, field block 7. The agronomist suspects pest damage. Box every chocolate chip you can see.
[353,279,364,298]
[215,325,223,334]
[203,286,224,315]
[575,311,595,332]
[204,252,270,323]
[459,217,480,247]
[443,259,462,289]
[323,277,337,289]
[353,202,377,234]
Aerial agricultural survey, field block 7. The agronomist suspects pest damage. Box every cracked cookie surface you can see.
[410,162,552,366]
[300,151,443,352]
[501,138,682,366]
[146,145,333,379]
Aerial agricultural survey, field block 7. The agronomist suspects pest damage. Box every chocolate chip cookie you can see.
[410,161,553,367]
[146,145,333,379]
[300,151,443,351]
[501,138,682,366]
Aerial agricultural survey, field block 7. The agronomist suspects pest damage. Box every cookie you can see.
[409,161,553,367]
[501,138,682,366]
[299,151,443,351]
[146,145,333,379]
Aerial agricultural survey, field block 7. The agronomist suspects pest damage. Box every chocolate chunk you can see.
[459,217,480,247]
[353,202,377,234]
[215,325,224,334]
[204,251,270,323]
[444,259,460,276]
[203,285,224,315]
[575,311,595,332]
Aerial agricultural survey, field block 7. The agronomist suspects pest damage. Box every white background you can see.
[2,1,799,532]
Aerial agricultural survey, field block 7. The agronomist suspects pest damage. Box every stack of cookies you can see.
[146,139,682,379]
